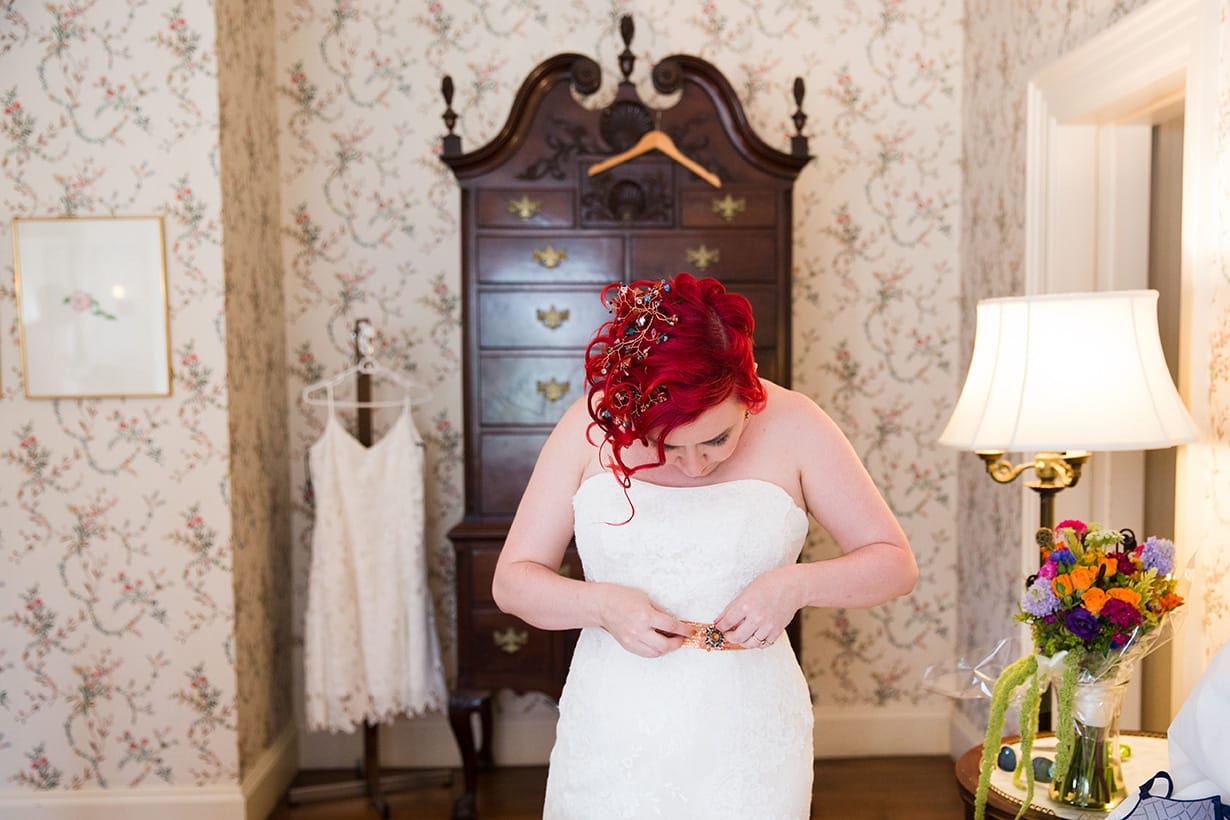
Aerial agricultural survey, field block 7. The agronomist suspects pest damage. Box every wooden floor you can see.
[269,756,965,819]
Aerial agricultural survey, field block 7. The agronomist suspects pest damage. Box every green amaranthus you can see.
[974,650,1083,820]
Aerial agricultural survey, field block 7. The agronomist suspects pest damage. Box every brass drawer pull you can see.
[493,627,529,654]
[711,194,747,221]
[537,305,570,330]
[532,244,568,268]
[507,194,542,221]
[686,244,720,270]
[537,378,570,403]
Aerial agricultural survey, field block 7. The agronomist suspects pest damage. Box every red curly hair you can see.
[584,273,766,484]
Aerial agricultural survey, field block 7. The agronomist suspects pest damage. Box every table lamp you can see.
[939,290,1198,533]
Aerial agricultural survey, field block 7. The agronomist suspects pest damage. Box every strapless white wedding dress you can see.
[543,474,814,820]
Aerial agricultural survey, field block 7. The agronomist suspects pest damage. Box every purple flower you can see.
[1103,598,1143,648]
[1022,577,1061,617]
[1064,607,1101,641]
[1037,561,1057,580]
[1114,553,1135,576]
[1140,537,1175,576]
[1050,548,1076,568]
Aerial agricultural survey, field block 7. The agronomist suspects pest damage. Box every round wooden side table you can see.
[954,732,1168,820]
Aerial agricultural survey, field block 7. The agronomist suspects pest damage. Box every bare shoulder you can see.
[758,380,840,438]
[537,394,597,479]
[752,381,858,483]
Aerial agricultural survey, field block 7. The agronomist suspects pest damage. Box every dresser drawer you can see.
[469,545,582,606]
[478,289,611,349]
[739,286,783,347]
[477,235,622,284]
[479,354,585,425]
[477,432,549,515]
[477,189,574,228]
[754,348,782,384]
[629,232,777,282]
[467,611,553,673]
[681,189,778,228]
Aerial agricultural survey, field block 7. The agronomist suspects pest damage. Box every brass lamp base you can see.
[973,450,1091,532]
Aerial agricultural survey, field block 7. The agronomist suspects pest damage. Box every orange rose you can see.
[1081,587,1109,616]
[1107,587,1142,608]
[1069,566,1097,592]
[1053,574,1075,598]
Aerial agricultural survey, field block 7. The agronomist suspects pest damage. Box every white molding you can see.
[1025,0,1197,295]
[298,706,956,768]
[241,723,299,820]
[0,785,244,820]
[812,706,951,758]
[298,712,465,769]
[949,708,984,760]
[1031,0,1198,123]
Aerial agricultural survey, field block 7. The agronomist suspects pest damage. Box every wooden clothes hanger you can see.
[302,356,432,408]
[587,129,721,188]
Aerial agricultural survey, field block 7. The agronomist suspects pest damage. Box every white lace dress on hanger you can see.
[543,473,814,819]
[303,398,448,732]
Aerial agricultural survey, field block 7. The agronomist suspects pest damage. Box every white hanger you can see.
[301,356,432,409]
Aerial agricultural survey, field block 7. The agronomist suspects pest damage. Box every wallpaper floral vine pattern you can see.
[1,1,239,791]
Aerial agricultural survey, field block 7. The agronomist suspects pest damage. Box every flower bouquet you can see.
[973,519,1185,820]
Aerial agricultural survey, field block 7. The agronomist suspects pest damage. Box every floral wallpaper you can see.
[1,0,241,794]
[276,0,963,763]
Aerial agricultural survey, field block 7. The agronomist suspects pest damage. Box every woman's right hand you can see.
[596,583,691,658]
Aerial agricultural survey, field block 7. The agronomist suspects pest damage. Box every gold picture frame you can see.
[12,216,172,399]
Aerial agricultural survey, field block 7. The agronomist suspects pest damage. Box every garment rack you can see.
[286,318,451,819]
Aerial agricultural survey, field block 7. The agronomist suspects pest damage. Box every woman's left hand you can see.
[713,566,800,648]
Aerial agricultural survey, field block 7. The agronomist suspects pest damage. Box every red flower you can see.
[1055,519,1088,537]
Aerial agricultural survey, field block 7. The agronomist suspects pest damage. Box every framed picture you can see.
[12,216,172,399]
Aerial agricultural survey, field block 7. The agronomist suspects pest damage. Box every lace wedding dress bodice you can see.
[543,473,815,820]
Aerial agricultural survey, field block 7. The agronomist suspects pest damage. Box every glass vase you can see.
[1048,680,1129,811]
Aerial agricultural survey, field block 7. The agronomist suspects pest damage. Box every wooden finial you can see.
[790,77,808,158]
[618,15,635,81]
[441,75,461,156]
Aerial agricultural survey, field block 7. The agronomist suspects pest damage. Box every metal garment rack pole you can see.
[286,319,451,819]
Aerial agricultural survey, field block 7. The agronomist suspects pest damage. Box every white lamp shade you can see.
[939,290,1198,452]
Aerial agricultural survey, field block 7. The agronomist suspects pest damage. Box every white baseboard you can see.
[0,785,244,820]
[813,705,953,758]
[297,705,960,771]
[298,712,463,769]
[949,707,985,759]
[297,710,556,769]
[242,723,299,820]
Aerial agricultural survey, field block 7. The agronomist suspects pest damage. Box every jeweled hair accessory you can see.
[592,279,678,430]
